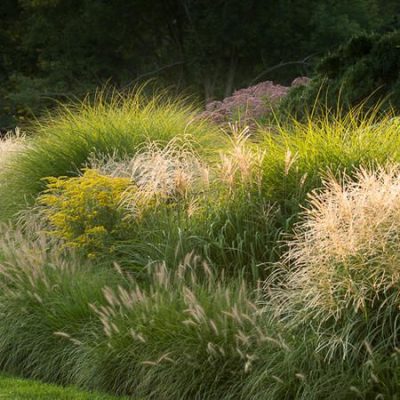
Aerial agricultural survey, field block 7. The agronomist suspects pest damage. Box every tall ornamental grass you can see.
[107,126,281,280]
[245,166,400,399]
[0,129,26,171]
[0,89,225,220]
[0,224,122,385]
[279,167,400,359]
[260,110,400,229]
[0,224,274,399]
[78,256,269,399]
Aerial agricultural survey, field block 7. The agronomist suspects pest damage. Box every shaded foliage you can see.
[0,0,395,125]
[281,28,400,117]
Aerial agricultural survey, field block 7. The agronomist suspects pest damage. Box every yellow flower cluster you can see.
[38,169,137,258]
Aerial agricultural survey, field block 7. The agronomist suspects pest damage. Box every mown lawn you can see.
[0,375,126,400]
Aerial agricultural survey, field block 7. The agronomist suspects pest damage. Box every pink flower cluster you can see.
[200,77,310,126]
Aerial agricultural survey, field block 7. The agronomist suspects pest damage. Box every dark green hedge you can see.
[280,30,400,117]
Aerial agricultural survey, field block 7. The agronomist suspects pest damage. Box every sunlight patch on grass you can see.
[0,374,126,400]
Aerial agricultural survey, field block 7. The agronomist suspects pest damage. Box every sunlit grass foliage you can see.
[0,129,26,171]
[260,109,400,229]
[2,103,400,399]
[37,169,138,258]
[278,166,400,359]
[0,227,271,399]
[0,88,225,220]
[0,224,122,384]
[79,257,268,399]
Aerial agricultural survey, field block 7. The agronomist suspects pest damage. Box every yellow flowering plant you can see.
[38,169,137,258]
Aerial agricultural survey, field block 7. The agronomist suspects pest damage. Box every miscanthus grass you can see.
[0,88,225,220]
[278,167,400,356]
[248,166,400,399]
[259,109,400,231]
[0,129,26,170]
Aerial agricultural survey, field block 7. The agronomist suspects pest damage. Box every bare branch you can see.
[249,55,314,86]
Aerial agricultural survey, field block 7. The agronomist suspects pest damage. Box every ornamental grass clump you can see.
[278,166,400,361]
[0,88,224,220]
[259,109,400,230]
[0,224,121,384]
[89,136,211,203]
[217,123,265,192]
[0,129,26,171]
[196,123,281,278]
[78,255,269,399]
[88,126,280,280]
[37,169,139,258]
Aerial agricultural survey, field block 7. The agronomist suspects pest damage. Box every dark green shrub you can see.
[281,30,400,117]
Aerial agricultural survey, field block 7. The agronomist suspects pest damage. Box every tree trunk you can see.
[224,52,237,97]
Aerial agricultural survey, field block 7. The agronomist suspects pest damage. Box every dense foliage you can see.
[1,0,399,126]
[2,96,400,397]
[282,29,400,117]
[0,90,224,219]
[38,170,137,258]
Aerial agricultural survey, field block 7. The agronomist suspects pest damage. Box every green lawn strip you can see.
[0,374,128,400]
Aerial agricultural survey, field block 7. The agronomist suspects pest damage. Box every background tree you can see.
[0,0,397,126]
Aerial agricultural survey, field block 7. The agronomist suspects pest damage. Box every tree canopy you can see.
[1,0,399,126]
